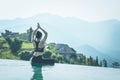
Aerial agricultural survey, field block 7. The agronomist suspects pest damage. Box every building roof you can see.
[56,44,76,54]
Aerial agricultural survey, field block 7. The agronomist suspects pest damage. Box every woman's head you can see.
[36,31,42,39]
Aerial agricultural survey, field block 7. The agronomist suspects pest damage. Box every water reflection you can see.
[31,65,43,80]
[31,64,54,80]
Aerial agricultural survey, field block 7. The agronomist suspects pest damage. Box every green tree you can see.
[0,38,6,49]
[46,43,56,53]
[103,59,107,67]
[75,56,81,64]
[83,55,86,65]
[1,30,12,38]
[27,27,33,42]
[51,54,58,63]
[43,51,52,58]
[89,56,93,66]
[5,37,22,56]
[19,51,32,60]
[99,60,102,67]
[95,56,99,66]
[86,56,93,66]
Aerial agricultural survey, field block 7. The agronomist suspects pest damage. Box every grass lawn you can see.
[22,42,33,49]
[21,41,34,52]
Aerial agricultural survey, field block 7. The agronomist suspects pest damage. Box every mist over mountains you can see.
[0,13,120,63]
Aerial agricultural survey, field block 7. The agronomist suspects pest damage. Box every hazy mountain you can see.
[0,13,120,63]
[78,45,120,66]
[79,45,107,58]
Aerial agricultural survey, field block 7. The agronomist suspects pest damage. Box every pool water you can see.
[0,59,120,80]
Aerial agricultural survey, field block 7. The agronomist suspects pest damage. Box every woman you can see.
[31,23,48,64]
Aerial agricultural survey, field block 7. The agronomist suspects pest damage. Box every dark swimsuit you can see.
[31,41,55,66]
[31,41,44,63]
[34,41,44,52]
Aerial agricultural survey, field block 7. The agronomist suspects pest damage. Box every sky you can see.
[0,0,120,55]
[0,0,120,22]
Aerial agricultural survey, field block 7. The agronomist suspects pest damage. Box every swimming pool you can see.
[0,59,120,80]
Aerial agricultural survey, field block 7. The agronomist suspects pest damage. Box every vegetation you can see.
[1,29,118,68]
[0,51,19,60]
[5,37,23,56]
[27,27,33,42]
[21,41,33,51]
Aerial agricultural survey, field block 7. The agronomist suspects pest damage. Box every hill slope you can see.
[0,13,120,63]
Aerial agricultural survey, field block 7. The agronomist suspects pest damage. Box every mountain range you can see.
[0,13,120,64]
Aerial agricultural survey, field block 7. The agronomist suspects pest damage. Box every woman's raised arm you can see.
[37,23,48,42]
[31,27,39,42]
